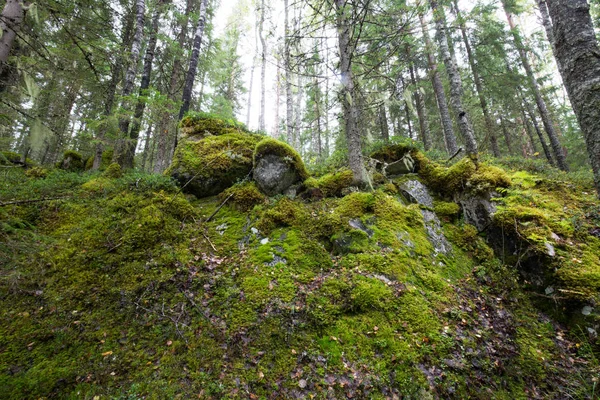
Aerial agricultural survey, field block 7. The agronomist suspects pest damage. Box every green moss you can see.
[81,177,115,194]
[85,148,114,170]
[255,197,307,233]
[370,143,417,164]
[180,111,249,137]
[433,201,460,220]
[25,166,48,179]
[57,150,84,171]
[1,151,20,164]
[103,162,123,178]
[305,168,354,197]
[350,276,394,311]
[253,137,309,180]
[218,181,266,211]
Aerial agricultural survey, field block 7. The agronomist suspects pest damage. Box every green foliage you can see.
[305,168,354,197]
[57,150,84,171]
[24,166,48,179]
[103,162,123,179]
[85,149,114,171]
[218,181,266,211]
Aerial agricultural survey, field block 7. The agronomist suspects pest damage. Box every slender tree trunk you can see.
[408,61,431,151]
[500,116,513,155]
[335,0,366,186]
[141,125,152,171]
[295,73,302,150]
[546,0,600,196]
[379,103,390,143]
[0,0,29,69]
[258,0,266,132]
[284,0,294,145]
[419,15,457,155]
[452,0,499,157]
[429,0,478,158]
[273,60,281,137]
[122,1,163,169]
[521,109,538,155]
[246,15,258,127]
[524,97,555,166]
[503,3,569,171]
[178,0,209,121]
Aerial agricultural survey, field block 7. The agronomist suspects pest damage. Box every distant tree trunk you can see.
[452,0,499,157]
[273,61,281,137]
[313,69,323,158]
[154,0,193,173]
[500,116,513,155]
[0,0,29,69]
[419,14,457,155]
[246,16,258,127]
[379,103,390,143]
[503,4,569,171]
[295,73,302,149]
[335,0,366,186]
[408,61,431,151]
[178,0,209,121]
[122,1,163,169]
[258,0,266,132]
[546,0,600,196]
[521,109,539,155]
[113,0,146,167]
[523,99,554,166]
[430,0,478,158]
[284,0,294,145]
[141,125,152,171]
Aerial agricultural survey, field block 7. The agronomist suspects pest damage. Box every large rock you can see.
[253,138,309,196]
[166,114,262,198]
[370,144,417,177]
[458,192,498,232]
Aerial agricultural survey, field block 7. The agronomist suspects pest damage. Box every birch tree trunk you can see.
[178,0,209,121]
[502,4,569,171]
[258,0,266,132]
[114,0,146,167]
[419,14,457,155]
[335,0,366,186]
[451,0,499,157]
[284,0,294,145]
[429,0,478,158]
[123,1,163,169]
[545,0,600,197]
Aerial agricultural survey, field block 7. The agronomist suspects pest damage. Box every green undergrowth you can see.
[0,165,597,399]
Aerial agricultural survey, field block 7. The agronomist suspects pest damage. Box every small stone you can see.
[298,379,307,389]
[251,227,259,235]
[544,242,556,257]
[260,238,269,245]
[582,306,593,316]
[545,286,554,295]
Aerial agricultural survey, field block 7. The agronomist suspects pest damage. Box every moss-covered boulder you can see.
[180,111,249,140]
[370,143,418,176]
[253,138,309,196]
[57,150,84,171]
[166,114,262,198]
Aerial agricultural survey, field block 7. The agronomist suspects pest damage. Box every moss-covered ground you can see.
[1,160,599,399]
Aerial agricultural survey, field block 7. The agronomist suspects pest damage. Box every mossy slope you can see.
[0,161,598,399]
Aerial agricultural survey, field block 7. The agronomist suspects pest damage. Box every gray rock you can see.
[349,219,374,238]
[545,242,556,257]
[396,231,415,248]
[384,154,415,176]
[266,254,287,267]
[254,154,302,196]
[458,193,497,232]
[422,210,451,255]
[398,180,434,208]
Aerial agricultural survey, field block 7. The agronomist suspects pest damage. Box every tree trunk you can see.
[284,0,294,146]
[141,125,152,171]
[258,0,266,132]
[178,0,209,121]
[419,14,457,155]
[521,109,539,155]
[500,116,513,155]
[546,0,600,196]
[379,103,390,143]
[335,0,366,186]
[153,0,193,173]
[451,0,499,157]
[0,0,29,69]
[246,15,258,127]
[523,97,555,166]
[503,4,569,171]
[123,1,163,169]
[408,61,431,151]
[113,0,146,167]
[295,73,302,150]
[429,0,478,158]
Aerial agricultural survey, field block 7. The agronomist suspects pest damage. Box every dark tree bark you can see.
[429,0,478,158]
[178,0,209,121]
[379,103,390,143]
[546,0,600,196]
[419,14,457,155]
[502,2,569,171]
[335,0,366,186]
[0,0,29,69]
[122,1,164,169]
[407,58,431,151]
[521,109,539,155]
[500,116,513,155]
[523,97,555,166]
[451,0,499,158]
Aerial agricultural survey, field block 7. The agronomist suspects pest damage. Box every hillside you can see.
[1,117,599,399]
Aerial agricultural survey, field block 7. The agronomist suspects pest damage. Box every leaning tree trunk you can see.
[0,0,29,71]
[545,0,600,197]
[521,109,539,155]
[523,96,555,166]
[335,0,366,186]
[407,55,431,151]
[502,4,569,171]
[419,15,458,155]
[284,0,294,146]
[429,0,478,158]
[452,0,499,157]
[178,0,209,121]
[122,1,163,169]
[258,0,266,132]
[113,0,146,167]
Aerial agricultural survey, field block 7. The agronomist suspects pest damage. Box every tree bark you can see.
[523,97,555,166]
[113,0,146,167]
[123,1,164,169]
[503,4,569,171]
[284,0,294,146]
[521,109,538,155]
[419,14,457,155]
[546,0,600,196]
[0,0,29,69]
[451,0,499,157]
[429,0,478,158]
[408,60,431,151]
[178,0,209,121]
[335,0,366,186]
[379,103,390,143]
[258,0,266,132]
[500,116,513,155]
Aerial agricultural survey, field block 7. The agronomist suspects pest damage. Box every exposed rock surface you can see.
[458,192,498,232]
[253,138,309,196]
